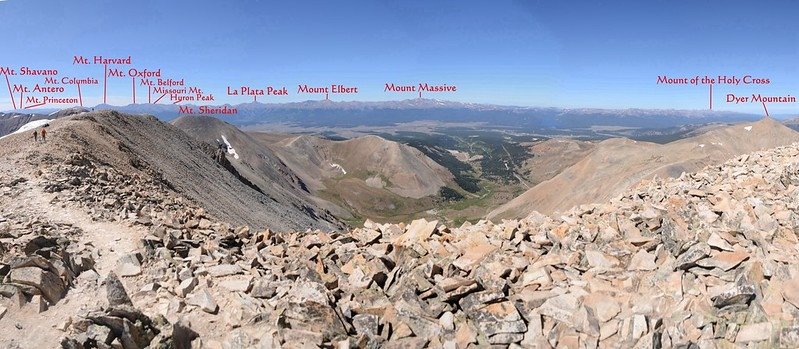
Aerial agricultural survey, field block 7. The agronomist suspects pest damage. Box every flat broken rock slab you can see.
[205,264,242,277]
[9,266,65,304]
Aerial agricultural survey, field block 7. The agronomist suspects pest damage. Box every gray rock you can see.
[104,272,132,307]
[711,284,756,309]
[780,326,799,348]
[537,293,579,326]
[735,322,771,343]
[439,311,455,331]
[489,332,525,344]
[219,277,252,292]
[117,253,142,277]
[459,290,505,312]
[30,294,48,313]
[674,242,710,270]
[206,264,242,277]
[176,277,198,297]
[86,324,114,346]
[187,288,218,314]
[249,278,276,299]
[353,313,379,337]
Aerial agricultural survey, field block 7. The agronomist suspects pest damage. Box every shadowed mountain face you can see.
[3,111,343,231]
[171,115,309,195]
[172,115,354,220]
[490,117,799,219]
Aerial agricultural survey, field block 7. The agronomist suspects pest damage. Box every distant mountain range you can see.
[2,99,766,130]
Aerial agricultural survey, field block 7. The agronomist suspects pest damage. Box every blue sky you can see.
[0,0,797,113]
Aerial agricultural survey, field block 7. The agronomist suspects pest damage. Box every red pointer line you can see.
[25,102,46,109]
[419,91,422,99]
[148,86,152,104]
[153,93,167,104]
[132,77,136,104]
[709,84,713,110]
[19,89,23,109]
[4,74,17,110]
[762,102,770,117]
[103,64,107,104]
[77,84,83,107]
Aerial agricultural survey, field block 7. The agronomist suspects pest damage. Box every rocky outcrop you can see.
[60,272,199,348]
[0,210,95,311]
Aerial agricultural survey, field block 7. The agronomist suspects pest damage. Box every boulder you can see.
[9,266,65,303]
[187,288,218,314]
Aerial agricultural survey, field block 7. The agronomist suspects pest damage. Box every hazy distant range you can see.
[5,99,765,131]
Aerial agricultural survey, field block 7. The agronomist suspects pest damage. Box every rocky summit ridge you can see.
[0,114,799,347]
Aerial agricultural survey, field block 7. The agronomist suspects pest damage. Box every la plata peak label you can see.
[297,84,358,94]
[73,55,132,65]
[384,83,458,92]
[227,86,289,96]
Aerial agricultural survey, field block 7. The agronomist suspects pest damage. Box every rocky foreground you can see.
[2,140,799,348]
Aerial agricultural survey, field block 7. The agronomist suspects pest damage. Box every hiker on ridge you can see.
[41,128,47,142]
[32,130,38,142]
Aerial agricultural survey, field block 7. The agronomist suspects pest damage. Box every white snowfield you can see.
[0,119,52,140]
[744,126,753,131]
[331,163,347,175]
[220,134,240,160]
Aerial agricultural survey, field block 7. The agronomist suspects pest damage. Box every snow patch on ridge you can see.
[744,126,753,131]
[220,134,240,160]
[331,163,346,175]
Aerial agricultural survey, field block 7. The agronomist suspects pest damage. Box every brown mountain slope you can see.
[0,111,343,231]
[520,138,596,186]
[489,117,799,219]
[172,115,307,194]
[171,115,353,220]
[253,133,458,222]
